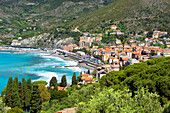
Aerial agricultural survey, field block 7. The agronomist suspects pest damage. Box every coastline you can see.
[51,53,95,71]
[0,48,95,71]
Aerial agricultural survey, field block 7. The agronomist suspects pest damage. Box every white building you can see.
[76,51,85,56]
[11,39,21,46]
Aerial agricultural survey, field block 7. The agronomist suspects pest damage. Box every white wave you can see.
[41,56,64,61]
[32,71,58,85]
[67,67,82,72]
[34,62,59,67]
[64,60,78,66]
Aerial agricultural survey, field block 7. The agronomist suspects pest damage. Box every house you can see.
[76,51,85,56]
[145,38,149,42]
[111,25,117,30]
[116,39,121,44]
[139,43,145,46]
[117,31,124,35]
[162,49,170,57]
[58,87,65,91]
[131,43,137,48]
[80,74,93,84]
[144,31,148,35]
[55,107,76,113]
[102,54,110,62]
[97,71,106,80]
[125,49,132,58]
[108,56,119,64]
[95,37,102,43]
[126,59,139,66]
[111,64,120,71]
[124,43,130,48]
[11,39,21,46]
[92,49,101,55]
[166,42,170,48]
[152,34,159,38]
[121,57,130,65]
[128,39,135,43]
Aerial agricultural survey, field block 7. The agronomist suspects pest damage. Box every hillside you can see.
[40,57,170,112]
[99,57,170,105]
[0,0,117,30]
[0,0,118,45]
[70,0,170,32]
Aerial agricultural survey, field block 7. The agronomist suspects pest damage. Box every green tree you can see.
[13,77,18,89]
[1,87,6,97]
[5,77,13,107]
[21,78,29,111]
[18,81,22,102]
[60,75,67,87]
[30,85,42,113]
[87,70,90,74]
[7,107,24,113]
[72,72,77,85]
[50,90,68,101]
[77,87,163,113]
[27,78,32,110]
[49,77,58,91]
[31,80,48,86]
[38,84,50,103]
[77,76,81,82]
[11,79,21,108]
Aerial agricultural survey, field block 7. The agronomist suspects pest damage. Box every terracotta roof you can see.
[81,76,93,81]
[81,74,88,77]
[58,87,65,91]
[103,51,111,53]
[144,47,149,49]
[56,107,76,113]
[162,51,170,53]
[68,84,72,87]
[151,48,157,51]
[122,58,130,61]
[111,25,117,27]
[109,56,117,59]
[125,49,132,52]
[132,52,138,54]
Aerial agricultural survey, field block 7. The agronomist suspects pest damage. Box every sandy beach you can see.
[52,53,95,71]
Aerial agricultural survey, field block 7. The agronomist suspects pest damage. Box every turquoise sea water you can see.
[0,52,86,94]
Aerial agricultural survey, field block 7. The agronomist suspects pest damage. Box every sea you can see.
[0,52,87,94]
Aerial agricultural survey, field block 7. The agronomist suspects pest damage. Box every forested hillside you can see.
[70,0,170,32]
[99,57,170,105]
[0,0,118,45]
[40,57,170,112]
[0,0,169,46]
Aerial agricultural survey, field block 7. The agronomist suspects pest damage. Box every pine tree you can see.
[49,77,58,91]
[18,81,22,103]
[87,69,90,74]
[30,85,42,113]
[11,78,21,108]
[21,78,29,111]
[72,72,77,85]
[5,77,13,107]
[27,78,32,110]
[14,77,18,89]
[80,71,82,76]
[61,75,67,87]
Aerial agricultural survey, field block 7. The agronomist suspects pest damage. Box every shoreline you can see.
[0,49,95,70]
[51,53,95,71]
